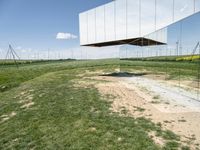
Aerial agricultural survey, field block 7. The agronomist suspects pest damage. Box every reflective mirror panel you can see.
[79,0,200,46]
[105,2,115,42]
[79,13,88,45]
[120,12,200,91]
[156,0,173,30]
[195,0,200,12]
[116,0,127,40]
[174,0,194,21]
[96,6,105,43]
[127,0,140,39]
[141,0,156,36]
[87,9,96,44]
[144,28,168,44]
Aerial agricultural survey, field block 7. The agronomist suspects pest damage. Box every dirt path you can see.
[90,74,200,149]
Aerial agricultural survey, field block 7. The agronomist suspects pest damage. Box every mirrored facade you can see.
[79,0,200,47]
[120,12,200,58]
[119,11,200,100]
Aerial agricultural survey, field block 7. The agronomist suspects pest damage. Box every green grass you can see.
[121,55,200,81]
[120,59,200,80]
[121,55,200,62]
[0,59,76,66]
[0,59,119,92]
[0,59,192,149]
[1,58,199,93]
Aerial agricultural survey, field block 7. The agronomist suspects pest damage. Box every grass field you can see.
[121,59,200,81]
[122,55,200,62]
[0,59,196,149]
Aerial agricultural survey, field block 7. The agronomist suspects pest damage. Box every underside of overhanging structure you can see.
[79,0,200,47]
[83,38,166,47]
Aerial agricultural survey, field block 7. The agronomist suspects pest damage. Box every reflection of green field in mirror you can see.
[120,55,200,80]
[0,59,190,149]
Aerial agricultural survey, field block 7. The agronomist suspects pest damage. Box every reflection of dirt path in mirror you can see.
[92,74,200,148]
[126,76,200,112]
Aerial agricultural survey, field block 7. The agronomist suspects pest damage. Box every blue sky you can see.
[0,0,111,52]
[0,0,199,59]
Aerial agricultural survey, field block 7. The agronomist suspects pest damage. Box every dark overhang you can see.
[81,38,166,47]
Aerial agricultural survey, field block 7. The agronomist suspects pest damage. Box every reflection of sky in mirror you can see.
[168,12,200,53]
[79,13,88,45]
[116,0,126,40]
[80,0,199,46]
[96,6,105,43]
[174,0,194,21]
[156,0,173,30]
[127,0,140,38]
[196,0,200,12]
[119,12,200,58]
[105,3,115,41]
[87,9,96,44]
[141,0,155,36]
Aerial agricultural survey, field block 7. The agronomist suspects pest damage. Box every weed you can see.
[178,119,187,122]
[153,95,160,100]
[151,100,161,104]
[181,146,190,150]
[163,141,180,149]
[134,106,146,112]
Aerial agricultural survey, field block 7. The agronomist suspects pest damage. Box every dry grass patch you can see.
[148,131,166,147]
[0,112,17,123]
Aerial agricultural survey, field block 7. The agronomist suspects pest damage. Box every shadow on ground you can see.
[100,72,147,78]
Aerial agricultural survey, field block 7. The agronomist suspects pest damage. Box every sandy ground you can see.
[86,73,200,149]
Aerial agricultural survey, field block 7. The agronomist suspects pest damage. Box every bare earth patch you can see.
[82,74,200,149]
[18,91,35,109]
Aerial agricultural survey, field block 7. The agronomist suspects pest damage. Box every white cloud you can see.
[180,4,188,12]
[56,32,78,40]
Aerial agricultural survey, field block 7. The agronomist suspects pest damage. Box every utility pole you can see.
[48,49,50,60]
[176,41,179,56]
[5,44,20,67]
